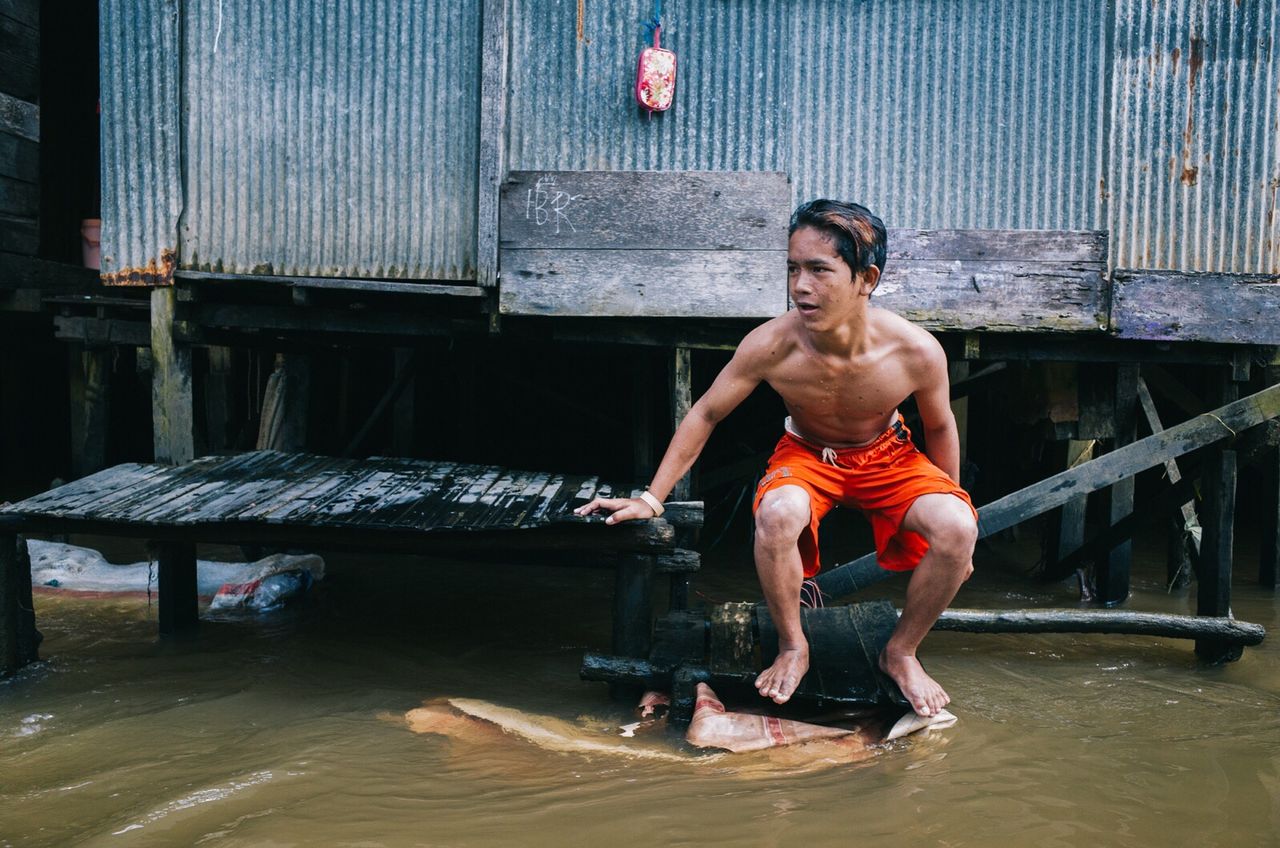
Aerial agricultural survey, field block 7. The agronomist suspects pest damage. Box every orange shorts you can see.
[751,417,976,577]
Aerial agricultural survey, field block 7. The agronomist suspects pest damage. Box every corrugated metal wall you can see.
[1109,0,1280,273]
[180,0,480,280]
[101,0,1279,280]
[100,0,182,285]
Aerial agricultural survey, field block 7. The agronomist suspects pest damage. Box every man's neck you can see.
[806,310,872,357]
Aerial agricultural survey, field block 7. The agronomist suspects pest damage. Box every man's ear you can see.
[858,265,881,296]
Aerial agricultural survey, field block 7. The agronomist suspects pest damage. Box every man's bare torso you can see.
[746,306,929,447]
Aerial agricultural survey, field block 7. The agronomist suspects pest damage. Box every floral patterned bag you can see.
[635,26,676,114]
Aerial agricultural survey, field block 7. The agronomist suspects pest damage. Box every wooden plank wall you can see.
[1111,271,1280,345]
[873,229,1109,333]
[0,0,39,260]
[498,170,791,318]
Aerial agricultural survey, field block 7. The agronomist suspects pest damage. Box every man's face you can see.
[787,226,875,330]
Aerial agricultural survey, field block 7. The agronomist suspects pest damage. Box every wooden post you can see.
[1261,363,1279,590]
[151,287,194,464]
[1135,375,1200,589]
[611,554,655,699]
[0,532,18,676]
[1097,363,1138,606]
[204,346,233,453]
[392,348,416,456]
[949,362,969,470]
[1196,368,1240,662]
[632,352,654,481]
[1054,439,1094,567]
[69,344,110,478]
[155,541,199,636]
[667,347,695,609]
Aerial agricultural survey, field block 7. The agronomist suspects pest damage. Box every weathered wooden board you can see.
[0,14,37,102]
[500,170,789,318]
[888,229,1107,263]
[499,248,786,318]
[872,259,1107,333]
[1112,271,1280,345]
[500,171,790,251]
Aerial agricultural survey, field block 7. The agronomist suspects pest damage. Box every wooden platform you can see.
[0,451,702,672]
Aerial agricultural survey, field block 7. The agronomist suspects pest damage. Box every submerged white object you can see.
[886,708,958,741]
[28,540,324,596]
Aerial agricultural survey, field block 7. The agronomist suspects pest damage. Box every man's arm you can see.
[575,331,772,523]
[910,336,961,484]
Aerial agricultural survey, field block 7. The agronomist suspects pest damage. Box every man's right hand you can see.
[573,497,657,525]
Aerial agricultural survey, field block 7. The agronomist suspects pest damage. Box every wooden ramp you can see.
[0,451,702,672]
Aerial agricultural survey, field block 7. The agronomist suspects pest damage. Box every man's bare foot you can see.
[879,650,949,717]
[755,646,809,704]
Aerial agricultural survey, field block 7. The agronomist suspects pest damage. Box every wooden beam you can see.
[1112,270,1280,345]
[69,344,110,478]
[0,531,17,675]
[669,347,693,500]
[612,554,654,660]
[1136,373,1200,588]
[173,270,485,298]
[932,608,1263,645]
[814,381,1280,600]
[150,287,194,464]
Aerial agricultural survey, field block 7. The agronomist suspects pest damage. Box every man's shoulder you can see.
[739,312,801,356]
[869,307,945,363]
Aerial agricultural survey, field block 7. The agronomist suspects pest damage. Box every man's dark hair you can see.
[789,199,888,277]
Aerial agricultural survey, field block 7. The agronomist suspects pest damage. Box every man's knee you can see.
[920,499,977,572]
[755,486,810,545]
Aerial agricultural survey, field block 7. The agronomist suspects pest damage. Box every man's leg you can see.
[880,493,977,716]
[753,485,812,704]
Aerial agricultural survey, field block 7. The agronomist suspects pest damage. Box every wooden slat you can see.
[129,453,299,524]
[474,469,552,530]
[499,248,787,318]
[887,229,1107,263]
[519,474,570,526]
[346,461,458,528]
[872,259,1107,333]
[1112,271,1280,345]
[175,454,335,525]
[71,455,239,520]
[0,132,37,183]
[279,465,399,527]
[499,170,789,251]
[387,462,495,530]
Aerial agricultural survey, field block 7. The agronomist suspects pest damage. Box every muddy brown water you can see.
[2,532,1278,847]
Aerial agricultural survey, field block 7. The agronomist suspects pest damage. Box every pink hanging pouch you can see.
[635,26,676,114]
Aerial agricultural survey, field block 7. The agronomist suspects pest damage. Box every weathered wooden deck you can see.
[0,451,702,673]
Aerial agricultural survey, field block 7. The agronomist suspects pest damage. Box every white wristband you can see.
[638,490,665,517]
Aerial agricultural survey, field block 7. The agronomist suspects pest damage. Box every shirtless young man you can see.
[575,200,977,717]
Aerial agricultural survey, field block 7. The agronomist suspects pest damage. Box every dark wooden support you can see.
[69,344,110,478]
[1261,363,1279,590]
[155,540,198,636]
[1053,439,1093,568]
[150,287,194,464]
[612,554,654,660]
[0,532,18,675]
[392,348,416,456]
[1196,369,1240,662]
[343,350,418,457]
[204,346,233,453]
[631,352,654,481]
[667,346,695,609]
[1096,364,1138,606]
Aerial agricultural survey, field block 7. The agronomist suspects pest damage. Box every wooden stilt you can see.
[1261,364,1279,590]
[1053,439,1093,567]
[0,532,18,676]
[949,362,970,470]
[1097,363,1138,606]
[613,554,654,659]
[204,346,233,453]
[150,287,194,465]
[667,347,695,609]
[392,348,416,456]
[1196,369,1240,662]
[69,344,110,478]
[155,541,199,636]
[631,352,654,481]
